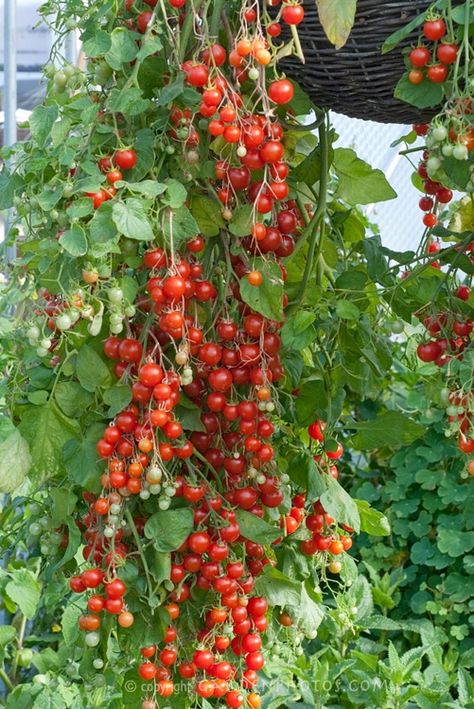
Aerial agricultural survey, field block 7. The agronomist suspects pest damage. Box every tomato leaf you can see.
[104,27,138,70]
[228,204,253,237]
[29,105,59,148]
[254,566,302,606]
[189,195,224,237]
[19,401,80,481]
[355,499,391,536]
[239,259,284,321]
[316,0,357,49]
[112,198,154,241]
[144,508,194,552]
[82,30,111,57]
[50,489,78,525]
[394,75,444,109]
[0,429,32,494]
[162,207,199,248]
[63,422,104,491]
[320,473,361,532]
[235,509,281,545]
[334,148,397,205]
[59,224,88,257]
[0,626,16,646]
[103,384,132,417]
[336,299,360,320]
[162,179,188,209]
[348,411,425,449]
[75,344,112,392]
[5,569,41,619]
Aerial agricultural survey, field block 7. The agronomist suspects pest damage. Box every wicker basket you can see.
[280,0,438,124]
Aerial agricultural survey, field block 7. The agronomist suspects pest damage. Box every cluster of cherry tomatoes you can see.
[85,148,137,210]
[408,17,458,86]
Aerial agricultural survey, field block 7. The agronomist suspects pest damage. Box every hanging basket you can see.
[280,0,437,124]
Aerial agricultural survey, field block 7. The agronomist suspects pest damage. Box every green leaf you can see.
[240,258,284,321]
[162,207,199,248]
[437,529,474,557]
[66,197,93,220]
[335,299,360,320]
[254,566,301,606]
[54,381,95,417]
[189,195,224,236]
[0,167,23,210]
[75,344,112,392]
[88,201,118,243]
[156,77,185,106]
[59,224,88,257]
[121,180,167,198]
[235,509,281,544]
[348,412,425,449]
[82,30,111,56]
[37,186,64,211]
[144,508,194,552]
[61,604,82,646]
[334,148,397,205]
[63,422,104,490]
[228,204,253,237]
[355,499,391,536]
[112,199,154,240]
[19,401,80,481]
[316,0,357,49]
[136,34,163,60]
[49,488,78,526]
[295,582,325,634]
[295,379,328,425]
[104,27,138,70]
[0,625,16,646]
[103,384,132,417]
[6,569,41,619]
[0,428,32,493]
[320,473,360,532]
[162,179,188,209]
[382,13,426,53]
[174,394,206,432]
[288,83,312,115]
[29,104,59,148]
[394,74,444,110]
[132,128,155,181]
[106,87,149,116]
[287,452,326,503]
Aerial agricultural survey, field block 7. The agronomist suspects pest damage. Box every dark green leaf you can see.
[103,384,132,417]
[156,77,185,106]
[106,87,150,116]
[189,195,224,237]
[144,508,194,552]
[235,509,281,544]
[228,204,253,237]
[50,488,77,525]
[348,412,425,449]
[54,382,95,417]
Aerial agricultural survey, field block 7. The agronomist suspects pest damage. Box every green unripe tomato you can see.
[432,125,447,142]
[441,144,453,157]
[85,632,100,647]
[453,144,468,160]
[17,648,34,667]
[391,319,404,334]
[53,71,68,90]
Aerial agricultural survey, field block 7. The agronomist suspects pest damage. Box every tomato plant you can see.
[0,0,472,707]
